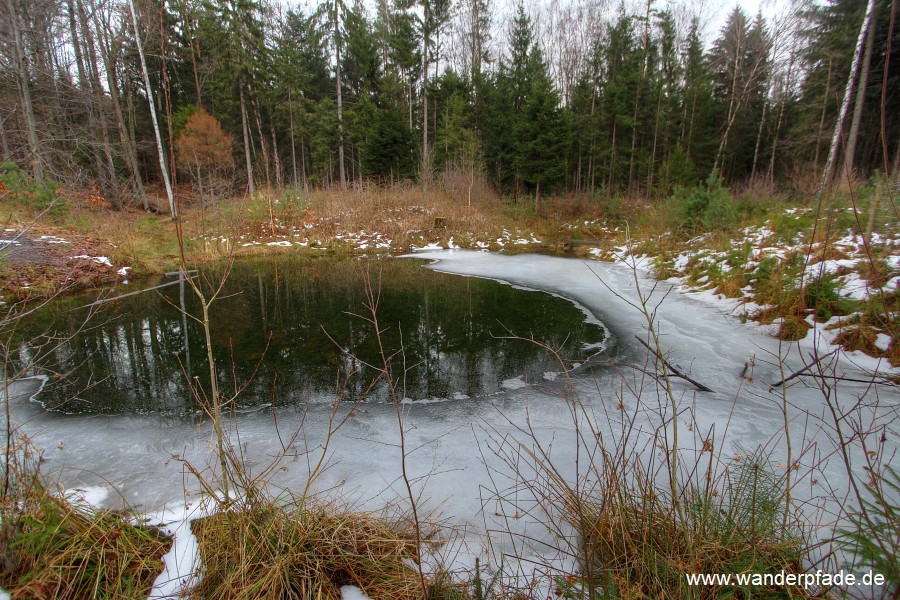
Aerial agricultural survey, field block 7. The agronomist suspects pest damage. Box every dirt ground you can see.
[0,225,122,300]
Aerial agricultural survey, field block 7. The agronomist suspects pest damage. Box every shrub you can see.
[804,274,853,322]
[655,145,698,197]
[669,176,736,233]
[752,255,804,310]
[0,162,63,213]
[175,107,235,211]
[838,467,899,589]
[560,451,805,598]
[779,316,811,341]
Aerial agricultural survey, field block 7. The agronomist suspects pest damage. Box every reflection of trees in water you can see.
[15,257,606,414]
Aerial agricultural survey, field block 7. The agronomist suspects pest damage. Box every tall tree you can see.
[817,0,879,196]
[127,0,175,216]
[419,0,451,180]
[3,0,44,181]
[332,0,347,188]
[517,46,568,208]
[709,7,770,180]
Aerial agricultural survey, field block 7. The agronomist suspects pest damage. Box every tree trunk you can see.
[300,138,308,191]
[627,0,652,192]
[254,107,271,188]
[816,0,878,200]
[239,84,255,196]
[96,15,147,208]
[334,0,346,189]
[647,80,663,193]
[6,0,44,181]
[712,51,743,178]
[588,87,597,192]
[178,1,202,103]
[608,120,617,192]
[841,3,877,182]
[422,24,431,190]
[288,88,298,188]
[814,59,832,169]
[270,126,282,188]
[750,90,769,181]
[768,54,794,184]
[69,0,106,189]
[127,0,175,217]
[78,0,121,209]
[0,112,10,158]
[158,6,177,197]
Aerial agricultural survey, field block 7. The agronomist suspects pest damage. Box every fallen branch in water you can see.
[769,348,840,387]
[634,335,715,393]
[73,272,198,310]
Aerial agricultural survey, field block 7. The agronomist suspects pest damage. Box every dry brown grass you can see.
[303,183,510,249]
[714,271,750,299]
[537,447,809,599]
[190,500,424,600]
[778,316,812,341]
[833,325,881,356]
[0,485,170,600]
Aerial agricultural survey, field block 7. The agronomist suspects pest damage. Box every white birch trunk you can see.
[127,0,176,217]
[816,0,878,200]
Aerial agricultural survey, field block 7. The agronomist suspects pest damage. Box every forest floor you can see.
[1,182,898,365]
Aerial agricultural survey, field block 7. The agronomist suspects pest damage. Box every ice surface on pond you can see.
[64,485,109,508]
[8,251,898,591]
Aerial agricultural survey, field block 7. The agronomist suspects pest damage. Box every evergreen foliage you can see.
[1,0,897,199]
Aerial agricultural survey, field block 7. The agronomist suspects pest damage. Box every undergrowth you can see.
[0,481,169,599]
[560,453,807,598]
[190,498,423,600]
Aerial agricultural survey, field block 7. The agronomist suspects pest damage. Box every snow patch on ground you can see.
[70,255,113,267]
[340,586,373,600]
[146,501,205,599]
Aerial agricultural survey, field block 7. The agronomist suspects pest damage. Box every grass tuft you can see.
[557,453,807,598]
[0,484,170,599]
[190,499,424,600]
[778,316,811,341]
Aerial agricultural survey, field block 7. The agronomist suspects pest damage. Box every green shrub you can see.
[655,145,698,196]
[1,161,29,191]
[805,274,853,322]
[726,242,753,270]
[669,176,736,233]
[770,212,813,244]
[0,162,64,214]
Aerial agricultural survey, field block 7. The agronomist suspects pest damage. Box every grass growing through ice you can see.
[550,450,807,598]
[0,483,170,599]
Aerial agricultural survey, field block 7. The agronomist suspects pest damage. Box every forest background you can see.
[2,0,896,212]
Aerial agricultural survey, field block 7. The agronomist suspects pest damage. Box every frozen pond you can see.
[11,255,608,414]
[5,250,898,583]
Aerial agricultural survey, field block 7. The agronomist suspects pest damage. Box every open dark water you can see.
[11,256,609,415]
